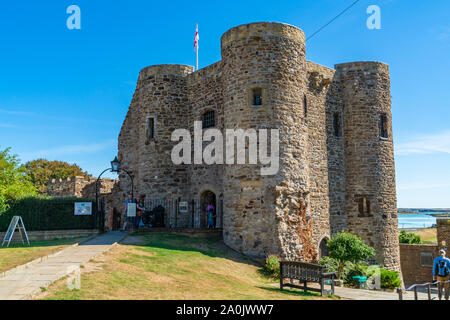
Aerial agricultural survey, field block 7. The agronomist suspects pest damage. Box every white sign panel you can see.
[127,203,137,217]
[74,202,92,216]
[179,201,188,213]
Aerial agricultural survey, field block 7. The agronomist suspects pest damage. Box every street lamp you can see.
[95,156,134,232]
[111,156,120,173]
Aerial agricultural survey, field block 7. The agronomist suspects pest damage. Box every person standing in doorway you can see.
[135,195,146,229]
[206,204,215,229]
[121,193,135,232]
[433,249,450,300]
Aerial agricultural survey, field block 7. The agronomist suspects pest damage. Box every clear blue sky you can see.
[0,0,449,208]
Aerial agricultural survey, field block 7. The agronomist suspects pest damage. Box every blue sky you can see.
[0,0,449,208]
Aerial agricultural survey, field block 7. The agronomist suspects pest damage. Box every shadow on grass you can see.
[123,232,261,267]
[256,286,321,298]
[1,237,85,249]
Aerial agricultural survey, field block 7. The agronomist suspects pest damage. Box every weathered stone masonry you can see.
[117,22,401,272]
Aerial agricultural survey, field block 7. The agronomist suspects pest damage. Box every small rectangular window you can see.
[333,112,342,137]
[202,110,215,129]
[420,252,434,268]
[252,88,263,106]
[146,117,155,139]
[380,113,388,139]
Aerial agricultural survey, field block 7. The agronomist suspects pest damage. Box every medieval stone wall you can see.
[47,176,117,199]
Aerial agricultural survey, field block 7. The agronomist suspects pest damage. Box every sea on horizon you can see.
[397,212,444,229]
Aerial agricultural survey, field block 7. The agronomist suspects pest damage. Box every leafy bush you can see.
[344,264,368,286]
[0,194,8,214]
[0,147,36,203]
[319,256,354,281]
[264,255,280,279]
[399,230,422,244]
[327,232,375,279]
[380,268,402,290]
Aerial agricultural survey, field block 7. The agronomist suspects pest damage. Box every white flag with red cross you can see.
[194,24,199,71]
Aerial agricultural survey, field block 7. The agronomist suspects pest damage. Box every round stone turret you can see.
[337,61,401,272]
[220,22,311,260]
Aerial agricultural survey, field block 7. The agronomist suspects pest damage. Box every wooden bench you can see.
[279,261,336,296]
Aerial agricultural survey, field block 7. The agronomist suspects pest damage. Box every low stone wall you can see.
[0,229,100,242]
[400,244,439,286]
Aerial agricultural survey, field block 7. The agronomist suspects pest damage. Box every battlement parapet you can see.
[335,61,389,74]
[187,61,222,82]
[138,64,194,82]
[47,176,118,199]
[221,22,305,49]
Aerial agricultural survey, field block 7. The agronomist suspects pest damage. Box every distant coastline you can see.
[398,208,450,216]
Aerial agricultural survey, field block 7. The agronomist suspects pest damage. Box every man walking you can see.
[433,249,450,300]
[121,193,135,232]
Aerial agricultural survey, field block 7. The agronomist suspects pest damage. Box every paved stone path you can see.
[281,283,443,300]
[0,232,126,300]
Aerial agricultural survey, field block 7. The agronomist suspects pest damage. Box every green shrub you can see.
[327,232,375,279]
[399,230,422,244]
[344,264,368,286]
[319,256,354,281]
[380,268,402,290]
[264,255,280,279]
[0,194,8,214]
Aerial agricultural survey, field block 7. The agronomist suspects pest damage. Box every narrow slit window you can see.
[333,112,342,137]
[357,196,371,217]
[146,117,155,139]
[304,95,308,117]
[202,110,215,129]
[380,113,388,138]
[252,88,263,106]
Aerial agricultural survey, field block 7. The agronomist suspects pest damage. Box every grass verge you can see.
[38,233,336,300]
[0,237,88,273]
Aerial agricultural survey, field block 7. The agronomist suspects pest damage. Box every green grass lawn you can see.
[0,237,88,273]
[39,233,335,300]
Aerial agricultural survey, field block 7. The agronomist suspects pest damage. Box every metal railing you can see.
[397,280,450,300]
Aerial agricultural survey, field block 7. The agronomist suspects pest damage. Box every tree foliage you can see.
[0,148,36,211]
[24,159,91,194]
[327,232,376,279]
[399,230,422,244]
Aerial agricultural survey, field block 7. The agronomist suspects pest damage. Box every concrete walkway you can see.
[0,232,126,300]
[280,283,443,300]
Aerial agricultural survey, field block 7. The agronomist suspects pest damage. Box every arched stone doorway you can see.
[319,237,329,258]
[200,190,216,229]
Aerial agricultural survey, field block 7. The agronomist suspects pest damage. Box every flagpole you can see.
[195,24,199,71]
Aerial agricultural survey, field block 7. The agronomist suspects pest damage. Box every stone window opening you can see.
[333,112,342,137]
[202,110,215,129]
[146,116,156,140]
[252,88,263,107]
[380,113,389,139]
[356,196,372,217]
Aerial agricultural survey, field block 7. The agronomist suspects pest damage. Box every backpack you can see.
[436,259,449,277]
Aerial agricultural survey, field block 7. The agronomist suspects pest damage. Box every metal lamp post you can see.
[95,156,134,232]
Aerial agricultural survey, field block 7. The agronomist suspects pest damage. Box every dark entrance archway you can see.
[319,238,329,258]
[200,190,216,229]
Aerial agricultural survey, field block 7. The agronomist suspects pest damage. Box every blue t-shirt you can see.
[432,256,450,277]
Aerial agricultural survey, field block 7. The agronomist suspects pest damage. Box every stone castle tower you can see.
[118,22,400,272]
